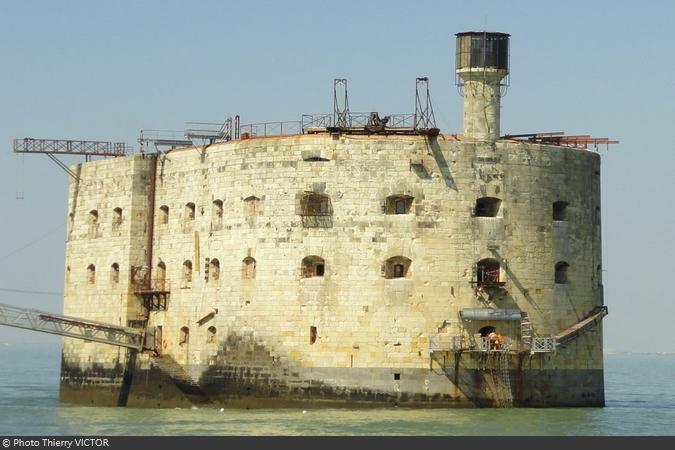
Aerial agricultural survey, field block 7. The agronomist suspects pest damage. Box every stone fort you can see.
[60,32,608,407]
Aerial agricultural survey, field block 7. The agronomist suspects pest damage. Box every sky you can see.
[1,0,674,352]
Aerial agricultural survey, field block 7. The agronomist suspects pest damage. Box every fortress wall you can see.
[61,134,604,406]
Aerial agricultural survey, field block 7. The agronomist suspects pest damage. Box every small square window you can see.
[393,373,401,380]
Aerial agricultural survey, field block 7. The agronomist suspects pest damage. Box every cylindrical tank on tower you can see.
[455,32,510,142]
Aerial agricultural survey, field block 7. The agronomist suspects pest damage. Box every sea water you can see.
[0,343,673,436]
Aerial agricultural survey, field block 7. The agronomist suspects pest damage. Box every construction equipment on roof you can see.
[13,137,131,181]
[502,132,618,150]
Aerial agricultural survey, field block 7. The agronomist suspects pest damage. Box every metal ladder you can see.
[520,311,533,350]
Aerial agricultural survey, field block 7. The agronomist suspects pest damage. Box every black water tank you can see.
[455,32,510,72]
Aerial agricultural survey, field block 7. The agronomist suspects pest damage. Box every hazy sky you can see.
[1,0,673,352]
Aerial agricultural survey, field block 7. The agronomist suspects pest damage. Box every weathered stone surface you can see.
[60,134,604,407]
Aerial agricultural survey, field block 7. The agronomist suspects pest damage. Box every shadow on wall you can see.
[428,139,457,190]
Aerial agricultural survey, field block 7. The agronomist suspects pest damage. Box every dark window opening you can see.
[207,326,217,344]
[393,373,401,380]
[479,326,496,337]
[185,203,195,221]
[303,156,330,162]
[88,210,98,225]
[112,207,123,229]
[301,193,332,216]
[179,326,189,345]
[110,263,120,285]
[475,258,503,287]
[242,257,256,280]
[182,260,193,286]
[209,259,220,282]
[87,264,96,284]
[474,197,501,217]
[555,261,569,284]
[553,201,568,221]
[310,326,317,344]
[159,205,169,225]
[384,256,411,279]
[385,195,413,215]
[302,256,326,278]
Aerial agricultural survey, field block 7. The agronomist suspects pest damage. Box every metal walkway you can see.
[0,303,144,350]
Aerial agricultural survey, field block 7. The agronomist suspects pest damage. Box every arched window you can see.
[87,264,96,284]
[474,197,501,217]
[88,210,99,225]
[385,195,413,215]
[555,261,569,284]
[212,199,223,219]
[209,258,220,282]
[179,326,189,345]
[159,205,169,225]
[87,210,99,238]
[302,256,325,278]
[242,257,256,280]
[207,326,217,344]
[185,203,195,221]
[112,207,123,230]
[476,258,503,286]
[310,326,318,344]
[244,196,261,218]
[384,256,411,279]
[553,201,568,221]
[110,263,120,285]
[156,262,166,290]
[182,260,193,287]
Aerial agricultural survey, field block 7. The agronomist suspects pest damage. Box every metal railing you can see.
[0,303,144,350]
[13,138,130,157]
[239,121,302,138]
[531,337,557,353]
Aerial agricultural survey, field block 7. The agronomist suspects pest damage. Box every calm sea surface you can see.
[0,343,673,436]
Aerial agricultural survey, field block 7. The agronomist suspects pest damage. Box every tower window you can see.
[207,326,217,344]
[301,193,332,216]
[159,205,169,225]
[302,256,326,278]
[156,262,167,290]
[385,195,413,214]
[310,326,317,344]
[244,196,261,218]
[86,264,96,284]
[185,203,195,221]
[242,257,256,280]
[179,326,189,345]
[182,260,193,287]
[553,201,568,221]
[88,210,99,225]
[110,263,120,285]
[112,207,123,229]
[475,258,503,287]
[209,258,220,282]
[212,200,223,228]
[384,256,411,279]
[474,197,501,217]
[555,261,569,284]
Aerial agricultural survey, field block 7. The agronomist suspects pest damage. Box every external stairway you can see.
[150,355,213,405]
